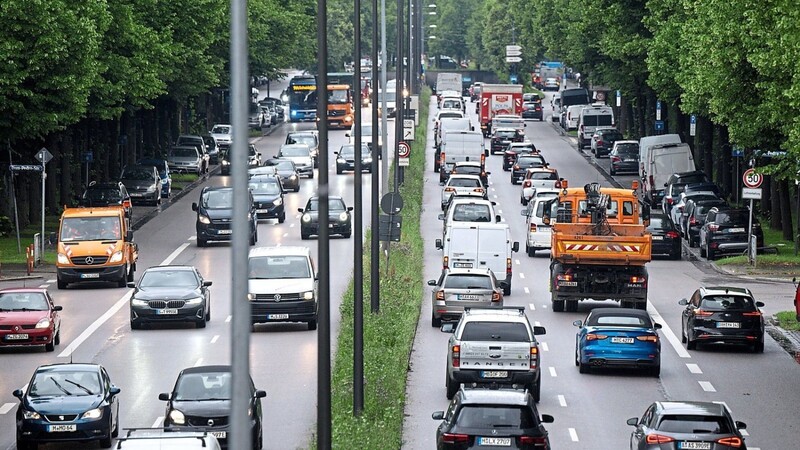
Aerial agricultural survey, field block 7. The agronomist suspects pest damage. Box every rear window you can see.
[449,178,481,188]
[584,114,613,127]
[461,321,530,342]
[615,144,639,155]
[443,274,493,289]
[455,405,536,429]
[518,156,545,167]
[452,204,492,222]
[656,415,732,434]
[529,171,558,180]
[587,314,652,327]
[715,211,748,225]
[700,295,756,311]
[601,130,623,139]
[495,130,517,138]
[647,216,668,229]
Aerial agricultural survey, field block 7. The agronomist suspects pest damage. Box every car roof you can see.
[444,268,493,276]
[36,363,102,373]
[453,161,482,167]
[699,286,752,297]
[655,401,727,416]
[180,365,232,375]
[202,186,232,193]
[587,307,652,320]
[281,143,310,150]
[525,167,556,174]
[171,145,199,151]
[248,246,311,258]
[144,265,196,273]
[447,174,481,181]
[0,287,48,294]
[309,195,345,201]
[614,140,638,145]
[460,388,529,406]
[86,182,123,189]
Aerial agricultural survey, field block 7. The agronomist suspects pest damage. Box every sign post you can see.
[34,148,53,264]
[742,168,763,266]
[616,90,621,107]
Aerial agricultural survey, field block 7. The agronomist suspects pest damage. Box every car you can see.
[203,135,220,164]
[263,158,301,192]
[627,401,748,450]
[159,365,265,449]
[428,269,504,327]
[683,198,728,247]
[669,191,721,233]
[137,158,172,198]
[520,167,561,205]
[335,143,373,174]
[448,160,489,187]
[521,101,543,120]
[249,175,286,222]
[502,141,537,172]
[260,102,279,125]
[192,187,257,247]
[128,265,212,329]
[490,127,525,154]
[276,144,314,178]
[168,145,205,175]
[440,96,464,112]
[209,124,232,150]
[441,174,487,210]
[699,207,763,260]
[0,288,62,352]
[609,141,639,175]
[646,213,682,260]
[432,387,553,449]
[285,131,320,168]
[247,144,262,168]
[543,77,560,91]
[346,123,382,159]
[522,92,541,103]
[510,154,548,185]
[259,97,285,121]
[590,128,624,157]
[679,286,765,352]
[248,246,319,330]
[120,164,161,206]
[77,181,133,219]
[218,149,231,175]
[175,135,210,173]
[433,110,466,141]
[573,307,662,376]
[521,191,560,256]
[13,363,121,449]
[115,429,222,450]
[661,170,712,214]
[247,165,279,179]
[299,196,353,239]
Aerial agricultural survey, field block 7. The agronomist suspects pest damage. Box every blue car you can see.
[137,158,172,198]
[13,363,121,449]
[573,308,662,376]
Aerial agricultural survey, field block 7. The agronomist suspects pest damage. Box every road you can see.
[402,92,799,449]
[0,71,397,450]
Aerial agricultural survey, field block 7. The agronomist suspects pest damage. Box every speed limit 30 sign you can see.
[742,168,763,188]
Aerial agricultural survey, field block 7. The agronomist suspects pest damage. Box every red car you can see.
[0,288,62,352]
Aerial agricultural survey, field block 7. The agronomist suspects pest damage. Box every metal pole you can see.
[395,0,404,191]
[352,0,364,416]
[41,163,46,262]
[748,198,755,266]
[371,0,381,314]
[380,0,389,198]
[408,0,413,95]
[795,182,799,256]
[229,0,251,449]
[9,147,21,254]
[316,0,332,444]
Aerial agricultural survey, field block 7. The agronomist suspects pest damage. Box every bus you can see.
[288,75,317,122]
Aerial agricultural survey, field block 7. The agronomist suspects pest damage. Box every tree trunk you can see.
[780,180,794,241]
[769,177,780,230]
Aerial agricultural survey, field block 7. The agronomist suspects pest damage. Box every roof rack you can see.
[116,427,214,448]
[464,306,525,315]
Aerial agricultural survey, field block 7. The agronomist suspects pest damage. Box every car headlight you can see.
[273,198,283,206]
[222,160,230,165]
[161,178,169,185]
[35,317,51,329]
[302,214,311,223]
[248,407,253,417]
[109,251,123,263]
[185,297,203,305]
[168,409,185,425]
[131,299,148,307]
[82,408,103,420]
[198,214,211,224]
[247,293,255,301]
[57,253,69,264]
[303,291,314,300]
[289,174,298,180]
[22,410,41,420]
[146,185,157,193]
[339,212,349,222]
[364,157,373,164]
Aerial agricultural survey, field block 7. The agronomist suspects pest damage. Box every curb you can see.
[708,262,795,284]
[766,318,800,359]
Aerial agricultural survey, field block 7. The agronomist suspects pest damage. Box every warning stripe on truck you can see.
[565,243,641,252]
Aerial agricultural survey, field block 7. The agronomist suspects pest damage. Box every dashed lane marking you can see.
[152,416,164,428]
[534,321,541,327]
[283,233,289,237]
[524,288,531,295]
[686,363,702,374]
[515,259,520,265]
[46,279,55,283]
[527,302,534,310]
[541,342,549,352]
[493,195,498,199]
[290,223,295,228]
[698,381,716,392]
[38,284,49,288]
[225,315,232,323]
[519,273,525,279]
[0,403,14,415]
[194,358,204,367]
[558,395,567,407]
[647,303,691,359]
[210,335,220,344]
[568,428,579,442]
[188,236,196,241]
[548,367,557,377]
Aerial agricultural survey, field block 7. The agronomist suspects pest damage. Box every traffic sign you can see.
[398,141,411,158]
[655,101,662,121]
[505,56,522,63]
[403,120,415,141]
[742,188,762,200]
[690,114,697,136]
[616,90,621,107]
[9,164,43,172]
[505,45,522,56]
[35,147,53,164]
[654,120,664,131]
[732,146,744,157]
[742,168,763,188]
[381,192,404,214]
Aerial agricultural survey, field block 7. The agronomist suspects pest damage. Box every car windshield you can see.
[121,167,153,181]
[211,125,231,134]
[287,135,316,148]
[249,180,281,195]
[700,295,757,311]
[647,217,668,229]
[61,217,122,241]
[140,270,198,288]
[201,190,233,209]
[307,199,346,211]
[518,156,545,167]
[452,204,492,222]
[170,148,197,158]
[174,372,232,401]
[443,274,493,289]
[339,145,370,157]
[588,314,652,327]
[271,160,294,171]
[461,322,530,342]
[615,144,638,155]
[442,100,461,109]
[281,146,310,157]
[29,369,101,397]
[495,130,517,139]
[81,188,123,205]
[455,405,536,429]
[0,292,49,311]
[448,178,481,188]
[656,415,732,434]
[248,255,311,279]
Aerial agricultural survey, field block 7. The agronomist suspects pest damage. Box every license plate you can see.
[48,424,77,432]
[453,262,473,269]
[257,209,269,213]
[478,437,511,446]
[679,442,711,450]
[480,371,508,378]
[558,281,577,287]
[611,337,635,344]
[717,322,741,328]
[211,431,227,439]
[268,314,289,320]
[5,334,29,340]
[458,294,480,300]
[624,158,636,162]
[218,229,232,234]
[729,227,745,233]
[80,273,100,279]
[652,236,663,240]
[156,309,179,315]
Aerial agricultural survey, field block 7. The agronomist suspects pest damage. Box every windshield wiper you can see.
[64,379,94,395]
[50,378,72,396]
[490,424,513,428]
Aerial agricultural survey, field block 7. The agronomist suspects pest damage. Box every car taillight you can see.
[436,291,444,300]
[716,437,742,448]
[445,187,455,192]
[586,333,608,341]
[708,224,719,232]
[492,292,502,302]
[694,309,713,317]
[636,335,659,343]
[443,433,469,444]
[630,276,646,284]
[530,222,537,232]
[666,198,674,205]
[556,274,572,282]
[443,256,449,269]
[473,188,484,193]
[690,217,697,225]
[611,156,620,163]
[666,231,680,239]
[597,140,604,146]
[451,345,461,368]
[523,180,531,188]
[742,311,762,317]
[529,346,539,369]
[646,434,675,444]
[513,165,520,170]
[519,435,548,446]
[506,258,512,274]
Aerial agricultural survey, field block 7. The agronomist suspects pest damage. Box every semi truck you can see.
[543,182,652,312]
[478,84,524,136]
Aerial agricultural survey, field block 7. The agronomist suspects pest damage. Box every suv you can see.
[699,207,763,260]
[441,307,546,400]
[77,181,133,219]
[432,387,554,450]
[679,286,765,352]
[683,198,728,247]
[590,128,623,157]
[661,170,712,214]
[490,128,524,154]
[247,246,318,330]
[191,187,257,247]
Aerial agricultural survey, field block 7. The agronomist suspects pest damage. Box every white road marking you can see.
[210,335,220,344]
[290,223,295,228]
[534,321,541,327]
[540,342,549,352]
[38,284,49,288]
[741,430,750,437]
[188,236,196,241]
[491,188,496,192]
[498,209,503,214]
[548,367,557,377]
[194,358,204,367]
[152,416,164,428]
[698,381,716,392]
[527,302,534,310]
[519,273,525,279]
[46,279,56,283]
[276,242,282,247]
[226,315,232,323]
[0,403,14,415]
[493,195,498,199]
[283,233,289,237]
[524,287,530,295]
[541,304,548,309]
[515,259,520,265]
[558,395,567,407]
[647,303,691,359]
[163,243,191,265]
[686,363,702,374]
[568,428,579,442]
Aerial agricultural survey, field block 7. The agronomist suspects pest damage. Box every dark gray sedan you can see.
[128,265,212,329]
[298,196,353,239]
[264,158,301,192]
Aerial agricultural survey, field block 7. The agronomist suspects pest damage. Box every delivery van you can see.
[645,143,696,205]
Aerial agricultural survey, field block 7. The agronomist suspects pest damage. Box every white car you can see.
[441,174,487,210]
[276,144,313,178]
[543,77,560,91]
[522,193,560,256]
[248,246,318,330]
[440,96,464,112]
[209,124,232,149]
[520,167,561,205]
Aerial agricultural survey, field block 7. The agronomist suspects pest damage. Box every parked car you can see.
[209,124,232,150]
[646,213,682,260]
[263,158,300,192]
[609,141,639,175]
[137,158,172,198]
[0,288,62,352]
[683,198,728,247]
[299,196,353,239]
[175,135,210,173]
[168,146,205,176]
[120,165,161,206]
[699,207,763,260]
[249,175,286,222]
[669,192,721,234]
[128,265,212,329]
[521,101,543,121]
[203,135,220,164]
[192,187,257,247]
[679,286,765,352]
[77,181,133,219]
[590,128,624,157]
[661,170,712,214]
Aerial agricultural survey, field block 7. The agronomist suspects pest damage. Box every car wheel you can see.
[17,440,36,450]
[706,245,715,260]
[249,229,257,246]
[578,360,589,374]
[671,250,681,260]
[566,300,578,312]
[131,320,142,330]
[431,312,442,328]
[686,333,697,350]
[610,168,616,176]
[503,283,511,296]
[699,242,706,257]
[278,212,286,223]
[344,231,352,239]
[753,341,764,353]
[127,264,135,282]
[294,186,300,192]
[688,235,696,248]
[527,244,535,257]
[552,298,565,312]
[336,166,343,174]
[196,317,206,328]
[309,170,315,179]
[650,365,661,377]
[301,231,310,240]
[529,377,541,403]
[197,238,207,247]
[99,417,113,448]
[445,373,459,400]
[117,270,128,288]
[57,279,67,290]
[308,319,318,331]
[681,323,687,343]
[521,196,527,206]
[54,330,60,345]
[112,413,119,438]
[45,340,55,352]
[205,304,211,322]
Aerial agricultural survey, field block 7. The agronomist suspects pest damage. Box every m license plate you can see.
[5,334,29,340]
[558,281,577,287]
[611,337,635,344]
[48,424,77,432]
[218,229,232,235]
[652,235,663,240]
[156,309,178,315]
[453,262,473,268]
[268,314,289,320]
[211,431,227,439]
[679,442,711,450]
[481,371,508,378]
[717,322,741,328]
[729,228,745,233]
[478,437,511,446]
[458,294,480,300]
[80,273,100,279]
[257,209,269,213]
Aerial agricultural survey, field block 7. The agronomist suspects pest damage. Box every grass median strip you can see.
[322,89,430,449]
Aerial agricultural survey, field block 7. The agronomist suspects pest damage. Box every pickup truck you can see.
[442,307,546,401]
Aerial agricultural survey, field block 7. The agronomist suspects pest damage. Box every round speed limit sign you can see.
[743,168,763,188]
[398,141,411,158]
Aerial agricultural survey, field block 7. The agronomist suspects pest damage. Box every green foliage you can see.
[0,216,12,238]
[775,311,800,331]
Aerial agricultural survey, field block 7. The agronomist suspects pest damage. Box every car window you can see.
[29,370,101,397]
[656,415,732,434]
[201,190,233,209]
[454,405,535,429]
[700,295,756,311]
[461,322,530,342]
[61,216,121,241]
[175,372,232,401]
[140,270,199,288]
[121,167,154,180]
[715,211,748,225]
[495,130,516,138]
[288,135,317,148]
[453,166,481,176]
[517,156,545,167]
[587,314,652,327]
[648,216,667,229]
[307,199,346,211]
[171,148,198,158]
[248,255,311,279]
[0,292,49,311]
[249,181,281,195]
[529,171,558,180]
[448,178,481,188]
[616,144,639,155]
[443,274,493,289]
[211,125,231,134]
[452,204,491,222]
[281,146,310,157]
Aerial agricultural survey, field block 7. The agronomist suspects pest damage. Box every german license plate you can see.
[48,424,77,432]
[257,209,269,213]
[80,273,100,279]
[268,314,289,320]
[211,431,227,439]
[218,229,232,234]
[558,281,577,287]
[156,309,178,315]
[611,337,635,344]
[729,228,745,233]
[481,371,508,378]
[5,334,29,340]
[652,235,663,240]
[625,158,636,162]
[478,437,511,446]
[453,262,473,268]
[458,294,480,300]
[717,322,741,328]
[679,442,711,450]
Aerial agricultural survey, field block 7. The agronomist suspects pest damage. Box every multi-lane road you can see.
[402,92,799,449]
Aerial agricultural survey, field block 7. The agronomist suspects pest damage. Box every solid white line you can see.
[541,304,548,309]
[152,416,164,428]
[38,284,49,288]
[163,243,191,265]
[686,363,703,374]
[188,236,196,241]
[210,335,220,344]
[524,287,530,295]
[698,381,716,392]
[568,428,579,442]
[548,367,557,377]
[558,395,567,407]
[519,273,525,279]
[194,358,204,367]
[540,342,549,352]
[528,302,534,310]
[289,223,295,228]
[225,315,232,323]
[647,303,691,359]
[0,403,14,415]
[47,279,56,283]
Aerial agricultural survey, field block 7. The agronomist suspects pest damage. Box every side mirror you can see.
[756,301,764,307]
[274,155,279,159]
[53,305,63,311]
[520,209,528,217]
[540,414,554,423]
[484,149,489,157]
[495,215,501,223]
[298,208,305,213]
[255,390,267,399]
[203,280,213,287]
[345,133,351,137]
[735,421,747,430]
[626,417,639,427]
[427,280,437,286]
[158,393,171,401]
[572,320,582,328]
[432,411,445,420]
[347,207,354,211]
[440,323,455,333]
[512,241,520,253]
[486,171,491,175]
[109,386,121,396]
[533,326,546,336]
[257,152,262,157]
[664,182,668,187]
[435,239,443,250]
[126,282,136,288]
[12,389,23,399]
[471,126,475,131]
[192,202,198,211]
[498,281,509,290]
[125,230,134,242]
[333,152,339,155]
[678,298,689,306]
[437,214,444,220]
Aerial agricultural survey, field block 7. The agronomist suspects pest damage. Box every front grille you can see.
[328,110,345,117]
[70,256,109,265]
[252,293,301,301]
[211,218,231,223]
[148,300,187,309]
[187,415,229,427]
[45,414,78,422]
[251,301,316,315]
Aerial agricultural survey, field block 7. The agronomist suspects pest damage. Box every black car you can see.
[14,363,120,449]
[159,365,266,449]
[120,164,161,206]
[137,158,172,198]
[590,128,624,157]
[661,170,712,214]
[263,158,300,192]
[299,196,353,239]
[679,286,765,352]
[128,265,212,329]
[699,207,763,260]
[608,141,639,176]
[627,401,748,450]
[491,128,524,154]
[432,387,553,450]
[335,143,373,174]
[521,101,543,121]
[249,175,286,222]
[203,135,220,164]
[683,199,728,247]
[192,187,258,247]
[77,181,133,219]
[511,154,548,184]
[503,142,537,171]
[646,213,681,260]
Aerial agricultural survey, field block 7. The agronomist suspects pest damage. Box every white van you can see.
[646,142,696,205]
[439,198,500,240]
[439,130,486,180]
[521,193,560,256]
[577,104,614,148]
[550,93,562,121]
[565,105,585,130]
[436,117,472,150]
[638,134,682,201]
[435,222,519,295]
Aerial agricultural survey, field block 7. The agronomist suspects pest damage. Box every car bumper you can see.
[57,265,126,283]
[594,146,611,156]
[279,176,300,190]
[651,237,681,256]
[432,299,501,321]
[255,203,285,220]
[610,161,638,173]
[250,300,318,324]
[197,225,236,242]
[451,369,537,386]
[0,328,55,347]
[296,165,313,176]
[527,231,552,250]
[521,111,543,119]
[129,192,159,203]
[301,222,351,236]
[692,326,763,344]
[17,418,111,444]
[337,161,372,172]
[579,345,660,368]
[511,170,526,182]
[130,302,205,324]
[708,238,764,254]
[165,420,260,448]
